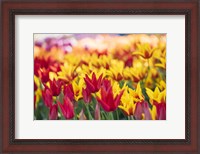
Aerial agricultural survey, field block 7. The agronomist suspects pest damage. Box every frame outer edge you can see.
[0,0,3,153]
[1,0,199,153]
[197,0,200,153]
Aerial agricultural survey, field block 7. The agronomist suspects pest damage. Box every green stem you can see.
[145,58,150,82]
[130,115,134,120]
[73,114,77,120]
[102,111,108,120]
[109,112,114,120]
[86,104,93,120]
[116,109,119,120]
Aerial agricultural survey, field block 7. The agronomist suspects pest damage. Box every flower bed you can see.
[34,34,166,120]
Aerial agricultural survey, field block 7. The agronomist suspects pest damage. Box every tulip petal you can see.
[143,101,152,120]
[49,104,58,120]
[114,90,124,107]
[79,109,87,120]
[82,88,91,104]
[84,75,96,92]
[134,102,143,120]
[96,97,110,112]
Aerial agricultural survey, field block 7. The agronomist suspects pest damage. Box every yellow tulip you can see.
[106,60,124,81]
[133,43,157,59]
[119,87,136,116]
[57,62,77,82]
[71,77,85,101]
[146,87,166,105]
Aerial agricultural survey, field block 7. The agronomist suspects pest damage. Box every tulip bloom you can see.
[84,73,103,93]
[82,87,91,104]
[146,87,166,120]
[134,101,153,120]
[49,104,58,120]
[49,79,62,96]
[133,43,156,59]
[72,77,85,101]
[153,102,166,120]
[146,87,166,105]
[42,88,53,107]
[119,87,136,116]
[57,62,78,83]
[57,96,75,119]
[39,68,50,83]
[97,79,124,112]
[64,84,74,101]
[155,57,166,69]
[107,61,124,81]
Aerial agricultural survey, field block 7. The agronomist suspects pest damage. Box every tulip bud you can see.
[49,104,58,120]
[82,88,91,104]
[42,88,53,107]
[79,109,87,120]
[95,103,101,120]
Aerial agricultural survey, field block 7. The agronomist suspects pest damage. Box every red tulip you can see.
[101,78,112,90]
[49,104,58,120]
[57,96,75,119]
[84,73,103,93]
[154,102,166,120]
[134,101,154,120]
[82,87,91,104]
[42,88,53,107]
[134,102,143,120]
[49,79,62,96]
[64,84,74,101]
[39,68,50,83]
[143,101,152,120]
[96,80,124,112]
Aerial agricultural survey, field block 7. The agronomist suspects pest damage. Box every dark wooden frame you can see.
[0,0,199,153]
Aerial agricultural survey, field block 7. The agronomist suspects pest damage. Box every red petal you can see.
[92,73,97,84]
[113,90,124,108]
[82,88,91,104]
[63,97,75,119]
[64,84,74,101]
[100,87,108,102]
[84,76,96,93]
[96,97,110,112]
[97,74,103,89]
[49,104,58,120]
[57,101,68,119]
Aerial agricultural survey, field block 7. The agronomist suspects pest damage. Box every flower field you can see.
[34,34,166,120]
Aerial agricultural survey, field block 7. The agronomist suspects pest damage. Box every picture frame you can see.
[1,0,199,153]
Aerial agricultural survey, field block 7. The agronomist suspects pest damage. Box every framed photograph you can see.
[1,0,199,153]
